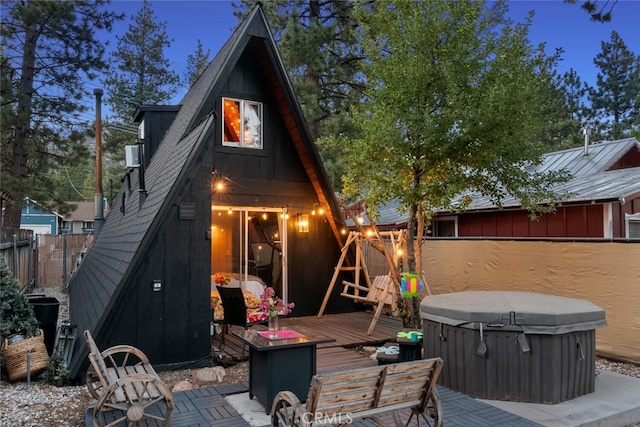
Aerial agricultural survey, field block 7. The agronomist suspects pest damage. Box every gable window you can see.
[223,98,262,149]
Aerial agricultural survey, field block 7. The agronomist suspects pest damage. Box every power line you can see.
[65,167,89,200]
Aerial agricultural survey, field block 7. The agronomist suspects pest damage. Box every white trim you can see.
[222,97,263,149]
[603,203,613,239]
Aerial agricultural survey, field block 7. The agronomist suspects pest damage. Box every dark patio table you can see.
[233,325,335,413]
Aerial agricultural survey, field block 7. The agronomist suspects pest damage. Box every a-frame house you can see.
[67,5,353,378]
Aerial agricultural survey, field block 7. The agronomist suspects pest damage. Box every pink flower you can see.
[259,286,294,317]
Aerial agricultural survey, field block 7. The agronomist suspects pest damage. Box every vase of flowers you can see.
[259,286,294,338]
[213,273,230,286]
[268,314,279,338]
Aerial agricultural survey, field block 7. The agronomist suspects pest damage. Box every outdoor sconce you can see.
[297,213,310,233]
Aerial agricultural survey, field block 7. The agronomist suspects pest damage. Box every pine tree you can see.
[0,0,121,228]
[185,39,211,87]
[551,68,594,147]
[564,0,617,22]
[103,0,180,123]
[589,31,640,139]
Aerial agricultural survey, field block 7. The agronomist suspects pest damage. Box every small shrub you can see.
[0,257,40,343]
[44,352,70,384]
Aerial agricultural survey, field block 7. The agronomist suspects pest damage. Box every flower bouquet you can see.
[213,273,230,286]
[259,286,294,338]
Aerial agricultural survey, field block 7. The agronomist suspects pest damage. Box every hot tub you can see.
[420,291,606,403]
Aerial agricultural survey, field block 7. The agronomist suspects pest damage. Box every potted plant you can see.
[44,352,70,386]
[0,257,49,381]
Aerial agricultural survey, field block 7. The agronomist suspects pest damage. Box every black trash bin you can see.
[27,297,60,356]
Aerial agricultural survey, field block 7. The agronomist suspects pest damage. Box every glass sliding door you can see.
[211,207,288,301]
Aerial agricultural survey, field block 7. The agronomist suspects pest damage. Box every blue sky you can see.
[93,0,640,109]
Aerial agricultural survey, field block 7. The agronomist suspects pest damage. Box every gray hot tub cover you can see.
[420,291,606,335]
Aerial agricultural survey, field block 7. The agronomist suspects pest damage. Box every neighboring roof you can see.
[0,187,14,203]
[64,202,96,221]
[21,198,63,218]
[462,166,640,211]
[348,137,640,226]
[535,137,639,177]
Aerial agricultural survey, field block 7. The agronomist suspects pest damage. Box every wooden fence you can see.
[0,229,92,289]
[37,234,92,287]
[0,228,35,290]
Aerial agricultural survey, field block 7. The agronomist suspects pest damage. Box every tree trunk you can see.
[5,19,38,229]
[405,202,420,328]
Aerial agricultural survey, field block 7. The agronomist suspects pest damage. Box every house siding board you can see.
[457,218,469,236]
[529,215,547,237]
[586,205,603,237]
[546,210,566,237]
[481,213,498,237]
[566,206,588,237]
[288,217,353,315]
[511,212,531,237]
[612,203,624,238]
[496,212,513,237]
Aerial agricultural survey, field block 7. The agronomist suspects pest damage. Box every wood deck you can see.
[212,310,404,370]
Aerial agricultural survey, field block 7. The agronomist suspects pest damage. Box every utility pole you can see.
[94,88,105,236]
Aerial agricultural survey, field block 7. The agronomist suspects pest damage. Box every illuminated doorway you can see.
[211,207,288,301]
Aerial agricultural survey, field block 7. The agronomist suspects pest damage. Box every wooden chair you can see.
[214,286,266,349]
[83,330,173,427]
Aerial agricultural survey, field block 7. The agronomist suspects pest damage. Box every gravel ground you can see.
[1,287,639,427]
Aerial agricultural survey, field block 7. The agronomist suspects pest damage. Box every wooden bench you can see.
[271,357,444,427]
[83,330,174,427]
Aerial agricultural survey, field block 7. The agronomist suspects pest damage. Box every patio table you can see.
[233,325,335,413]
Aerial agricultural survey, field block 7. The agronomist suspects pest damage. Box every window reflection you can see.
[223,98,262,149]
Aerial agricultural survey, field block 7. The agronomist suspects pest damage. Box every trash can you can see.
[27,297,60,356]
